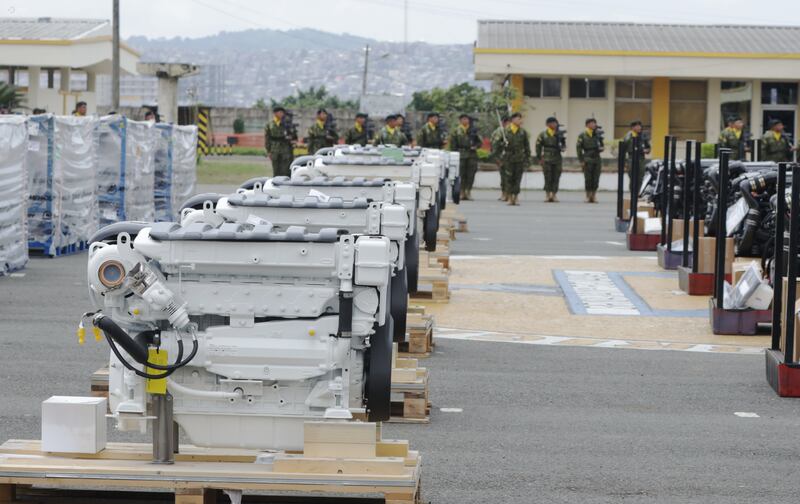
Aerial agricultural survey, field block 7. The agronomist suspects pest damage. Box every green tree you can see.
[254,98,268,110]
[408,82,512,113]
[0,82,25,111]
[270,86,359,111]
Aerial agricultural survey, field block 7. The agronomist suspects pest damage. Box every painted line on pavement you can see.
[435,327,764,356]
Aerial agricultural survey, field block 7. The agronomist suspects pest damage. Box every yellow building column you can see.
[510,74,524,112]
[651,77,670,159]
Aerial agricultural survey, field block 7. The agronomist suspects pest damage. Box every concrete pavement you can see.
[0,186,790,504]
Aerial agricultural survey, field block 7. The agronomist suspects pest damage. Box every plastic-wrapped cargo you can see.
[154,124,197,221]
[26,114,98,256]
[0,116,29,274]
[95,116,156,226]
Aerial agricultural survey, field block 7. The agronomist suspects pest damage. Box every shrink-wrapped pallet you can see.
[0,116,29,273]
[26,114,98,256]
[95,116,156,226]
[154,124,197,221]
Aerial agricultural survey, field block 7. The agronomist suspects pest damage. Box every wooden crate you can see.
[400,310,435,355]
[0,423,422,504]
[389,357,431,424]
[410,266,449,303]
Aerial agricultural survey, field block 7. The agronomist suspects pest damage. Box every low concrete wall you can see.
[474,170,625,191]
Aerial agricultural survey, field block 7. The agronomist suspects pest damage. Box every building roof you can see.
[0,17,110,41]
[476,20,800,56]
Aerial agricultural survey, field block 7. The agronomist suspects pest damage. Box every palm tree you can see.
[0,82,25,112]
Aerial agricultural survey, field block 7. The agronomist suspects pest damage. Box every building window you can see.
[569,78,606,99]
[522,77,561,98]
[761,82,798,105]
[670,80,707,142]
[616,80,652,100]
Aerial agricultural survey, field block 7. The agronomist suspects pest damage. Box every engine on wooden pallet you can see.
[81,219,394,454]
[178,183,412,343]
[291,145,449,253]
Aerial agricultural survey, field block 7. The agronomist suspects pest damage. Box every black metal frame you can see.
[681,141,694,268]
[616,142,625,223]
[691,141,702,273]
[660,135,672,246]
[783,164,800,364]
[771,163,787,352]
[714,149,731,309]
[630,136,641,234]
[666,136,677,252]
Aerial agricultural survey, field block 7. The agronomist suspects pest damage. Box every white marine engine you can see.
[83,220,394,451]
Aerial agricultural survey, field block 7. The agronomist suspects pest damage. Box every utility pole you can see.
[112,0,120,110]
[361,44,370,97]
[403,0,408,54]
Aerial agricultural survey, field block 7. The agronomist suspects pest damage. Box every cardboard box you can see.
[733,260,762,286]
[697,237,734,274]
[671,219,704,243]
[623,198,655,220]
[42,396,107,453]
[779,278,800,362]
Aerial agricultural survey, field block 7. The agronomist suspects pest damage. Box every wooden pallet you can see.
[435,229,452,248]
[400,309,435,356]
[0,423,421,504]
[389,357,431,424]
[90,367,109,399]
[420,246,449,271]
[410,266,449,303]
[441,208,467,233]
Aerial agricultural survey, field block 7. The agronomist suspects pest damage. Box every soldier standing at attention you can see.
[373,115,408,146]
[417,113,444,149]
[719,116,746,160]
[535,116,565,203]
[265,106,295,177]
[621,120,651,191]
[761,118,795,162]
[449,114,479,201]
[306,108,337,155]
[576,118,603,204]
[503,113,531,206]
[491,115,510,201]
[344,113,369,146]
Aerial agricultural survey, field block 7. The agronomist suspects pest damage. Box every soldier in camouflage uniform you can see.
[535,117,565,202]
[576,118,603,204]
[373,115,408,146]
[761,118,795,163]
[620,120,651,192]
[417,113,445,149]
[449,114,479,200]
[491,115,510,201]
[264,106,295,177]
[503,112,531,206]
[344,113,369,146]
[718,116,746,161]
[306,108,337,155]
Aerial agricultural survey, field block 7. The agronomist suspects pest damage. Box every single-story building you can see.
[474,20,800,158]
[0,17,139,114]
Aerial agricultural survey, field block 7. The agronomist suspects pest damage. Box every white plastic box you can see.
[42,396,107,453]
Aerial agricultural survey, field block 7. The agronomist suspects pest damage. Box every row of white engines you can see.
[85,146,455,450]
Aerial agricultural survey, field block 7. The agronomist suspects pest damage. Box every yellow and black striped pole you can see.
[197,107,210,156]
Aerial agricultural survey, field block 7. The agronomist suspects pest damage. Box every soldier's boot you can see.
[552,192,559,203]
[585,191,591,203]
[545,191,552,203]
[590,191,598,203]
[499,192,508,202]
[508,194,518,206]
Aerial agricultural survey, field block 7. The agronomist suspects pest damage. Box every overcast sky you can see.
[2,0,800,44]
